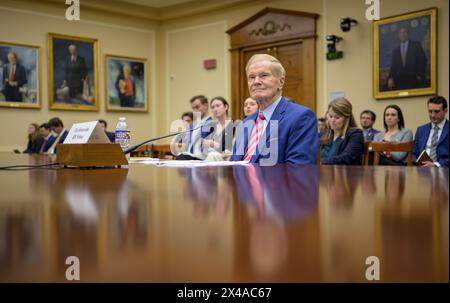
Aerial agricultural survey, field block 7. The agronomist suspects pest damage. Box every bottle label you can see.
[115,129,130,152]
[115,129,130,141]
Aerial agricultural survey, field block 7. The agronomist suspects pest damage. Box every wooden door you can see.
[227,8,318,120]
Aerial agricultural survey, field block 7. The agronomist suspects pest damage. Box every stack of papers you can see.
[129,158,249,167]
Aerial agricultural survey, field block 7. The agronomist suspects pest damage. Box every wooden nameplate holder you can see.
[56,143,128,168]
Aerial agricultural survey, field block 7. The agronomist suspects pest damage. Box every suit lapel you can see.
[438,120,449,145]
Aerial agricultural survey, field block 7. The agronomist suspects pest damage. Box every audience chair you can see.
[368,141,415,166]
[130,144,151,157]
[151,144,174,160]
[363,141,372,166]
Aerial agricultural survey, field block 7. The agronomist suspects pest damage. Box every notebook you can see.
[415,150,433,166]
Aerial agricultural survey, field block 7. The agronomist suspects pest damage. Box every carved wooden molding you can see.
[227,7,319,49]
[249,20,292,37]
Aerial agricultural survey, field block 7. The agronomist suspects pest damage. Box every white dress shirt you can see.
[425,119,446,167]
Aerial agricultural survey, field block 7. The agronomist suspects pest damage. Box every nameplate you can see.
[64,121,110,144]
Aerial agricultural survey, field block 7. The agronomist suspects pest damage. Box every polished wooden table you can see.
[0,153,448,282]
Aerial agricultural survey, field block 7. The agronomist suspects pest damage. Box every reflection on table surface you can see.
[0,154,448,282]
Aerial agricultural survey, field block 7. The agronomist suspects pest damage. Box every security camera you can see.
[326,35,343,44]
[340,17,358,32]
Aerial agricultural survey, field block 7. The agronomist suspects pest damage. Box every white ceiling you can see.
[117,0,198,8]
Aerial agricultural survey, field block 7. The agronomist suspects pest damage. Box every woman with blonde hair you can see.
[320,97,364,165]
[23,123,43,154]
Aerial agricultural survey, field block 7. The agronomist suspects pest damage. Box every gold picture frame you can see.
[48,33,99,111]
[373,7,437,99]
[105,54,149,112]
[0,41,41,109]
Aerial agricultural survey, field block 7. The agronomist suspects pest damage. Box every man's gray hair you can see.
[245,54,286,79]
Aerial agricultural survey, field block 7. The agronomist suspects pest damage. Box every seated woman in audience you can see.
[202,96,234,161]
[23,123,44,154]
[372,105,413,165]
[243,97,258,118]
[320,97,364,165]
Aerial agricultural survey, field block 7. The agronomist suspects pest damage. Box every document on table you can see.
[129,157,160,163]
[129,158,250,167]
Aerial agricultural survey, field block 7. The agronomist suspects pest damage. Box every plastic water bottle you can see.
[115,117,130,162]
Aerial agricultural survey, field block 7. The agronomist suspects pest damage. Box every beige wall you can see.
[0,2,158,151]
[165,21,230,130]
[0,0,448,151]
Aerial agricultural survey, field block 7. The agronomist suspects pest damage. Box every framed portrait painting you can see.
[373,7,437,99]
[0,42,41,109]
[48,33,99,111]
[105,55,148,112]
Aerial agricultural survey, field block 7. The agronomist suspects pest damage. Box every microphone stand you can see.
[124,126,201,155]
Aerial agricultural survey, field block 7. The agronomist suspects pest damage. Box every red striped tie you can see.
[243,112,265,161]
[9,65,14,81]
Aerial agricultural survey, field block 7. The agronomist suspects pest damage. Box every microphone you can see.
[124,125,202,155]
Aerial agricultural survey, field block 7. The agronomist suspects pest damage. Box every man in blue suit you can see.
[413,96,449,168]
[98,119,115,143]
[47,117,69,154]
[2,52,27,102]
[230,54,319,165]
[38,123,56,153]
[360,110,379,141]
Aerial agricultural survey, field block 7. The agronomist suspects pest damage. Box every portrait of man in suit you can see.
[62,44,87,99]
[0,43,39,108]
[1,52,27,102]
[49,34,98,109]
[387,25,427,90]
[375,8,436,99]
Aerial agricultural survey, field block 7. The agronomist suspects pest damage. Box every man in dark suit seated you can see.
[387,26,427,91]
[2,52,27,102]
[230,54,318,165]
[39,123,56,153]
[360,110,379,141]
[98,119,115,143]
[413,96,449,168]
[47,117,69,154]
